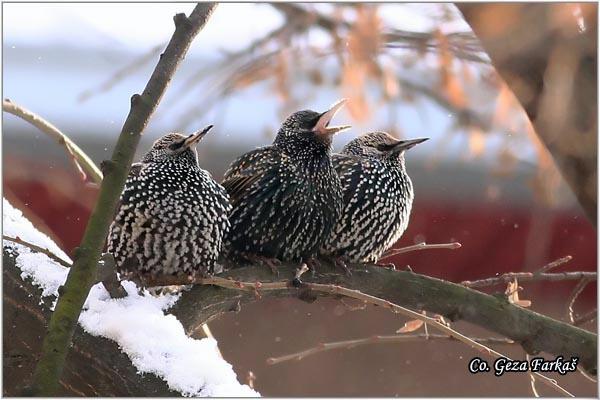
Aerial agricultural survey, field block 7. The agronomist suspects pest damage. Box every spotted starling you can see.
[107,125,231,279]
[222,100,351,264]
[320,132,428,263]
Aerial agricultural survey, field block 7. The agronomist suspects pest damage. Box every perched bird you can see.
[320,132,428,264]
[107,125,231,280]
[222,100,351,265]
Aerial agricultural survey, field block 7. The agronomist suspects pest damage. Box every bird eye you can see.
[168,141,183,151]
[312,114,322,126]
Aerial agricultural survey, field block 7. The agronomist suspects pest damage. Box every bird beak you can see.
[183,124,214,148]
[313,99,351,136]
[391,137,429,153]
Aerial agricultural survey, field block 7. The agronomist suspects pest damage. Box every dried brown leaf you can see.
[468,128,486,157]
[273,51,289,101]
[342,63,370,121]
[382,63,399,100]
[347,5,382,76]
[505,278,532,308]
[396,319,424,333]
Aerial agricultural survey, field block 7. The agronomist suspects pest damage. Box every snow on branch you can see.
[2,199,258,397]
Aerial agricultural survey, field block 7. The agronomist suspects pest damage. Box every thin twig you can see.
[461,271,596,288]
[380,241,461,259]
[567,278,592,324]
[463,255,575,289]
[266,333,515,364]
[78,43,165,103]
[526,353,540,397]
[573,308,597,327]
[577,365,598,383]
[3,99,103,184]
[3,235,71,269]
[536,255,573,274]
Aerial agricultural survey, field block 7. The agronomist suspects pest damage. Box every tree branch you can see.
[27,3,217,395]
[162,261,597,376]
[3,99,103,184]
[166,271,575,396]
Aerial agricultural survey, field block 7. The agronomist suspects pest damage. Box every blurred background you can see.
[3,2,597,396]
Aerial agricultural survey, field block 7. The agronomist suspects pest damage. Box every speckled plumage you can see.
[321,132,427,263]
[222,109,346,262]
[107,129,231,278]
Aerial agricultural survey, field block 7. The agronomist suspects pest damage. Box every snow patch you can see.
[3,199,70,298]
[3,199,259,397]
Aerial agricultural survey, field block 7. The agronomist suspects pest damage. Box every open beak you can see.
[391,137,429,153]
[313,99,351,136]
[183,124,213,148]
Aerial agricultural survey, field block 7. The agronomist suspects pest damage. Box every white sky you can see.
[3,3,283,53]
[3,3,470,52]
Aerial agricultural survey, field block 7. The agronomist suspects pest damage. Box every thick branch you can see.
[28,4,217,395]
[168,262,597,376]
[3,99,103,184]
[456,3,597,224]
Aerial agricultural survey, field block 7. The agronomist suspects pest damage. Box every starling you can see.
[320,132,428,264]
[107,125,231,280]
[222,100,351,264]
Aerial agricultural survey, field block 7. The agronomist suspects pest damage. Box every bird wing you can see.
[221,146,280,203]
[112,162,145,220]
[106,162,149,252]
[332,153,366,204]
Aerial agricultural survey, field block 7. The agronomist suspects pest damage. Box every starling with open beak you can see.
[107,125,231,280]
[321,131,428,264]
[222,100,351,265]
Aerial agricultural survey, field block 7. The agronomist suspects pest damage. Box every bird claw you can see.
[246,254,282,276]
[306,257,321,276]
[267,260,281,276]
[334,256,352,277]
[375,262,397,270]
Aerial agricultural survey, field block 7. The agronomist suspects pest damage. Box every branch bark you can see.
[456,3,597,224]
[27,4,217,395]
[168,262,597,376]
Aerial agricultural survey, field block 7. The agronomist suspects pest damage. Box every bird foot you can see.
[245,254,282,276]
[375,261,397,269]
[305,257,321,276]
[334,256,352,277]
